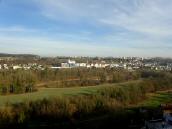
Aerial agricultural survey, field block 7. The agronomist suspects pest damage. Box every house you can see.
[4,64,9,69]
[13,65,22,70]
[110,64,119,68]
[68,59,76,64]
[23,66,31,70]
[50,66,61,69]
[86,64,91,68]
[94,63,102,68]
[79,63,87,67]
[68,59,76,68]
[61,63,70,68]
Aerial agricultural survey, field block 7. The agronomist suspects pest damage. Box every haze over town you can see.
[0,0,172,57]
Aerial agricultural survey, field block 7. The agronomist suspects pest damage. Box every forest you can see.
[0,68,141,94]
[0,68,172,128]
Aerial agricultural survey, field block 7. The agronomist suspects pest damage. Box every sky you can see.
[0,0,172,57]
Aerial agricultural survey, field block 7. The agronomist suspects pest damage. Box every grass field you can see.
[0,81,141,106]
[0,80,172,107]
[0,84,111,106]
[139,91,172,108]
[0,87,93,106]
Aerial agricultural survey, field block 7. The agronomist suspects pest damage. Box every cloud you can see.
[0,0,172,57]
[0,34,171,57]
[33,0,115,22]
[0,35,118,56]
[99,0,172,38]
[34,0,172,38]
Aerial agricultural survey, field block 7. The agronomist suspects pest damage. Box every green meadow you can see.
[0,81,140,106]
[0,84,109,106]
[140,91,172,108]
[0,80,172,107]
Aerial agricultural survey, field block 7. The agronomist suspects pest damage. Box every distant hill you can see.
[0,53,40,59]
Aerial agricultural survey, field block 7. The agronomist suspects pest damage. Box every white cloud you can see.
[1,0,172,57]
[0,35,171,57]
[99,0,172,38]
[34,0,172,38]
[0,35,117,56]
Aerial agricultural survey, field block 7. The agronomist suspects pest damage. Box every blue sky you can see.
[0,0,172,57]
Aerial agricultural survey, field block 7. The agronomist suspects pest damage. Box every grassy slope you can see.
[0,87,93,106]
[0,80,171,107]
[0,81,140,106]
[139,91,172,108]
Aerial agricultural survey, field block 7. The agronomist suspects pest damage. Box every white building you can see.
[94,63,102,68]
[79,63,87,67]
[68,59,76,67]
[23,66,31,70]
[68,59,76,64]
[50,66,61,69]
[61,63,70,68]
[110,64,120,68]
[13,65,22,70]
[102,64,110,68]
[87,64,91,68]
[4,64,9,69]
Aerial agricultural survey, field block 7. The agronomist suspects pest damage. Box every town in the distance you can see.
[0,53,172,129]
[0,53,172,71]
